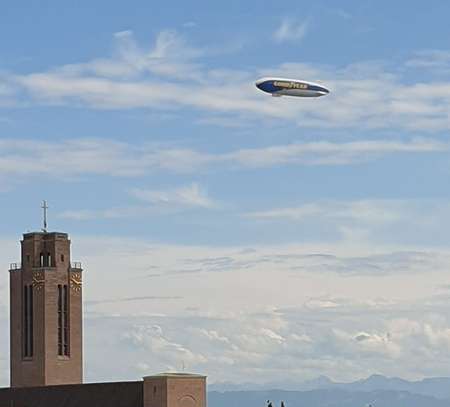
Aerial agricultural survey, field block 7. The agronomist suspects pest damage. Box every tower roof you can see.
[23,231,69,239]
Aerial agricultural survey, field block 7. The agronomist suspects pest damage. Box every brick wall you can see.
[0,381,142,407]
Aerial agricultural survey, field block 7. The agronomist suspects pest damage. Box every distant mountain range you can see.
[208,389,450,407]
[208,375,450,406]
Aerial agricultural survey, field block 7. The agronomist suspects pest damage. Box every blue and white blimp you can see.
[255,77,330,98]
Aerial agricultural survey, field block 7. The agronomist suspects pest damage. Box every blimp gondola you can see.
[255,77,330,98]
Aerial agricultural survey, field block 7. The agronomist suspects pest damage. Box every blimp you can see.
[255,77,330,98]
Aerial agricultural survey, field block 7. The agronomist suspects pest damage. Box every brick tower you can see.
[9,223,83,387]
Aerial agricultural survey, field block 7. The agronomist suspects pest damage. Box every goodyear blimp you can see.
[255,77,330,98]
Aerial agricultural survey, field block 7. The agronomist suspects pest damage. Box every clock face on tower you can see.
[70,272,82,293]
[32,271,45,291]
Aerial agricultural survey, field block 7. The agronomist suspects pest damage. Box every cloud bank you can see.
[3,30,450,131]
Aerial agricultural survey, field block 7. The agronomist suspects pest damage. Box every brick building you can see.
[0,229,206,407]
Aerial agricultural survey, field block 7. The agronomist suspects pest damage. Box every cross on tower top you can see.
[41,200,48,233]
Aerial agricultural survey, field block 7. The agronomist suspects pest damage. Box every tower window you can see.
[58,285,62,355]
[40,252,53,267]
[61,254,65,262]
[23,285,34,358]
[58,284,70,356]
[26,255,30,264]
[63,285,69,356]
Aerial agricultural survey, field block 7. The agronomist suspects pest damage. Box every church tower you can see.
[9,203,83,387]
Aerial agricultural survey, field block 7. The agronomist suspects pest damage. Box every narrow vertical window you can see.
[63,285,69,356]
[58,284,70,356]
[58,285,63,355]
[47,253,52,267]
[40,253,44,267]
[23,286,28,357]
[29,286,34,356]
[23,285,34,358]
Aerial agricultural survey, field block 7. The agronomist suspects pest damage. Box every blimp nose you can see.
[255,78,276,94]
[255,79,265,89]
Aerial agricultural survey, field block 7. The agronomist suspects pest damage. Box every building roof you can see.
[144,373,207,379]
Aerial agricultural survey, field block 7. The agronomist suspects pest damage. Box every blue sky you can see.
[2,0,450,386]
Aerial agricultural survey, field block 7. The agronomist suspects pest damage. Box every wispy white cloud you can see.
[406,50,450,74]
[123,324,208,369]
[245,198,450,248]
[58,206,147,221]
[183,22,197,29]
[0,139,213,178]
[274,19,310,43]
[86,295,182,306]
[131,183,215,209]
[58,183,216,220]
[0,77,19,107]
[246,200,406,223]
[228,138,446,167]
[0,138,445,181]
[334,9,352,19]
[53,29,204,81]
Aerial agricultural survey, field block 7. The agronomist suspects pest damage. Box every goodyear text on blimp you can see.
[274,81,308,89]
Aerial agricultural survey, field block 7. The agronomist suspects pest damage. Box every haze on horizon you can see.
[2,0,450,387]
